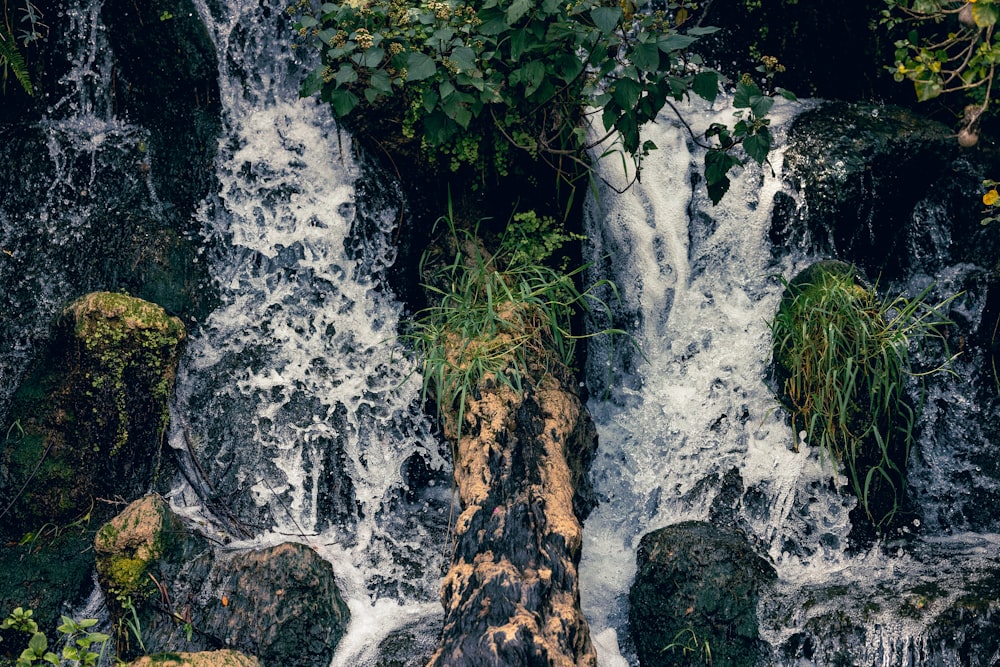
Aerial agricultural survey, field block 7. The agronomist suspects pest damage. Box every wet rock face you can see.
[429,376,599,667]
[771,102,1000,281]
[95,496,351,666]
[768,101,1000,536]
[771,566,1000,665]
[629,521,775,667]
[0,292,185,537]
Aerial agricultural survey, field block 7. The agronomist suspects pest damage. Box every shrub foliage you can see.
[291,0,786,202]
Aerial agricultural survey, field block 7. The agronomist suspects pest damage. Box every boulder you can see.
[128,650,261,667]
[0,292,185,538]
[629,521,775,667]
[94,496,350,666]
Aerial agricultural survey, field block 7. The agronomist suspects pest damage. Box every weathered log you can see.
[428,372,598,667]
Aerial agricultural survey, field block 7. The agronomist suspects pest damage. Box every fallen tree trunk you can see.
[428,370,598,667]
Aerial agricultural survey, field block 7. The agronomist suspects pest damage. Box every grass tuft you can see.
[770,261,956,529]
[406,202,625,440]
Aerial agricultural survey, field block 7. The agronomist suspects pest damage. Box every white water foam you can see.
[578,96,862,663]
[164,0,450,662]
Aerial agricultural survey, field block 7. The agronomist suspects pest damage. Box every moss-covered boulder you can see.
[128,650,262,667]
[94,495,204,617]
[0,530,97,662]
[94,496,350,666]
[0,292,185,538]
[629,521,775,667]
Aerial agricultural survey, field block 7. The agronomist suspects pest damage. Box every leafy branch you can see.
[291,0,788,202]
[883,0,1000,144]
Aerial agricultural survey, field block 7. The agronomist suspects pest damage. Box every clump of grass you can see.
[407,204,623,440]
[770,261,955,528]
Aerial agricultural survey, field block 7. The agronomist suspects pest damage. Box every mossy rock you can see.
[128,650,262,667]
[0,292,185,538]
[629,521,775,667]
[95,495,188,607]
[0,530,97,662]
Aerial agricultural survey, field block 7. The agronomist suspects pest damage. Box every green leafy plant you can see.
[1,607,110,667]
[883,0,999,145]
[770,261,955,528]
[1,0,46,95]
[406,201,624,438]
[291,0,785,201]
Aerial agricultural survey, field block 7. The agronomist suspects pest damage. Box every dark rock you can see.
[0,293,185,538]
[94,496,350,666]
[769,566,1000,665]
[375,616,443,667]
[770,102,1000,282]
[0,529,96,659]
[629,521,775,667]
[127,650,262,667]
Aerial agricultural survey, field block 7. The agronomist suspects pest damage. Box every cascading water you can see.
[578,97,1000,665]
[160,0,451,662]
[5,0,1000,661]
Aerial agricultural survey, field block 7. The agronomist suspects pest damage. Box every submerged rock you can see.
[94,496,350,666]
[629,521,775,667]
[0,292,185,538]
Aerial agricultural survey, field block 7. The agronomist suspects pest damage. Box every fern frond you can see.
[0,26,33,95]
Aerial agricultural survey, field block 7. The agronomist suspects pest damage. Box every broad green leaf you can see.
[972,3,999,27]
[300,66,325,97]
[914,78,942,101]
[369,69,392,94]
[451,46,477,73]
[658,33,697,52]
[776,87,798,101]
[631,42,661,72]
[555,53,584,83]
[743,128,771,164]
[507,0,531,24]
[612,77,643,109]
[297,15,318,29]
[691,70,719,102]
[750,93,774,119]
[685,25,719,36]
[328,88,359,115]
[510,28,529,60]
[353,46,384,68]
[590,6,622,34]
[733,81,761,109]
[334,63,357,86]
[28,631,47,654]
[423,110,456,144]
[457,72,485,91]
[521,60,546,97]
[616,112,639,153]
[422,87,439,112]
[705,149,742,204]
[406,52,438,81]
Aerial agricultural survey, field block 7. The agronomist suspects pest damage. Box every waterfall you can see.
[161,0,450,661]
[579,97,1000,665]
[4,0,1000,660]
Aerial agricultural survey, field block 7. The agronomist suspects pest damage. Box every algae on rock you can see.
[0,292,186,537]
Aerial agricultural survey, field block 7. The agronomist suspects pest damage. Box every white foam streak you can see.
[579,96,851,650]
